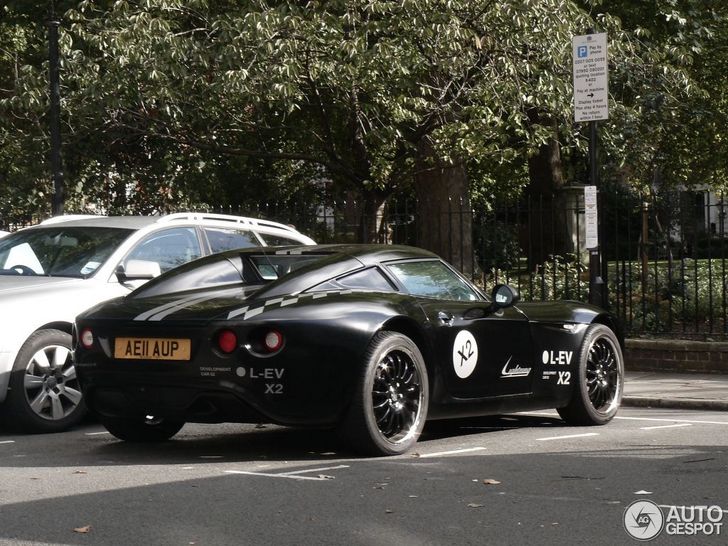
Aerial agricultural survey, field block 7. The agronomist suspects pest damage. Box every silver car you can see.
[0,213,315,432]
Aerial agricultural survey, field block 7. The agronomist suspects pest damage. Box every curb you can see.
[623,396,728,412]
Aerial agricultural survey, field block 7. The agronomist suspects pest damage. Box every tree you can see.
[2,0,725,265]
[56,0,604,241]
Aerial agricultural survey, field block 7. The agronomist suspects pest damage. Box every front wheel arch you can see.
[557,323,624,426]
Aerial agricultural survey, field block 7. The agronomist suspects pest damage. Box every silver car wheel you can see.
[23,344,82,421]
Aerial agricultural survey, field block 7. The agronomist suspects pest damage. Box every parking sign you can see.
[573,33,608,122]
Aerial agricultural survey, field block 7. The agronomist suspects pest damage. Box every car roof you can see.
[32,216,158,230]
[30,213,311,239]
[241,244,439,264]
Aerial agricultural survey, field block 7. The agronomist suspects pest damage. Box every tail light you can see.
[263,330,284,352]
[216,329,238,354]
[246,328,285,356]
[80,328,94,349]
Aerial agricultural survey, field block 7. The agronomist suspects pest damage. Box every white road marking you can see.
[417,447,486,458]
[84,431,110,436]
[225,470,325,481]
[537,433,599,441]
[640,423,693,431]
[616,416,728,426]
[278,465,350,476]
[520,411,728,427]
[224,465,349,481]
[0,440,15,444]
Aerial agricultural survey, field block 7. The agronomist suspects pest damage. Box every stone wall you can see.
[625,339,728,374]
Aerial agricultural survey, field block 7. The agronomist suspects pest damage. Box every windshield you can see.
[0,227,134,278]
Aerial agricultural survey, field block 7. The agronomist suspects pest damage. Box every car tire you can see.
[557,324,624,426]
[340,331,429,456]
[101,416,185,442]
[3,329,87,433]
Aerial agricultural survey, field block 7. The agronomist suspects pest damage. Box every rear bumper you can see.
[80,372,344,427]
[85,383,266,423]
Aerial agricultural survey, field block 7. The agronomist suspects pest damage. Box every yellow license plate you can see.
[114,337,191,361]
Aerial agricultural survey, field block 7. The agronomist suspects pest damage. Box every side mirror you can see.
[491,284,520,310]
[115,260,161,283]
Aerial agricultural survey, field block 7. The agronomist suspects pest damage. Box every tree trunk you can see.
[358,189,389,243]
[414,139,473,277]
[525,114,570,268]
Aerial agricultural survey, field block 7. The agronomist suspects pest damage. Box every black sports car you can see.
[74,244,624,455]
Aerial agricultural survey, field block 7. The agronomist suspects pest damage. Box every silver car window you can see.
[203,227,261,253]
[258,233,304,246]
[123,227,202,274]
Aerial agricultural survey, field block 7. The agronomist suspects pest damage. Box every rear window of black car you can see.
[311,267,396,292]
[131,256,245,298]
[249,254,326,280]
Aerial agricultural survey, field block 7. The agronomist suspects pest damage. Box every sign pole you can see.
[588,120,605,307]
[572,30,608,308]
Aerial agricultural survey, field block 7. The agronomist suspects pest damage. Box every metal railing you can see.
[3,188,726,339]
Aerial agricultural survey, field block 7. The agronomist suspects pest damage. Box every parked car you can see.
[74,244,624,456]
[0,213,315,432]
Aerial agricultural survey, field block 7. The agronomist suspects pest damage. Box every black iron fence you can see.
[3,187,727,339]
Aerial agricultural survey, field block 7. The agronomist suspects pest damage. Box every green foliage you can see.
[1,0,727,223]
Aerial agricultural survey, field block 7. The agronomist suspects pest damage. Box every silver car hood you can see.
[0,275,85,295]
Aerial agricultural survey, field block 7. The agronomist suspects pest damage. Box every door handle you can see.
[437,311,454,324]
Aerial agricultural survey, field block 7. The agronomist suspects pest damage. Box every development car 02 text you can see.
[74,244,624,456]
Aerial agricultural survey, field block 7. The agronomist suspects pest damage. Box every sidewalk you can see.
[624,372,728,411]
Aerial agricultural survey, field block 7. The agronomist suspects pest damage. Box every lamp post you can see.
[48,2,64,216]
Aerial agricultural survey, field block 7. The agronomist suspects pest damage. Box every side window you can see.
[310,268,396,292]
[204,227,261,253]
[337,268,396,291]
[124,227,202,274]
[387,260,480,301]
[258,233,303,246]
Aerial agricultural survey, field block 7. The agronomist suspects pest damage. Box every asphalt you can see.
[624,371,728,411]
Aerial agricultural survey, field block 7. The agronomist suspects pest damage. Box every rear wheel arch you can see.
[380,317,434,391]
[340,330,429,455]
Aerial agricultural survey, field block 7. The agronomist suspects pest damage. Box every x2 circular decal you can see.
[452,330,478,378]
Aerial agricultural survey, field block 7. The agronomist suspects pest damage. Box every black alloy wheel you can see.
[557,324,624,426]
[340,331,429,456]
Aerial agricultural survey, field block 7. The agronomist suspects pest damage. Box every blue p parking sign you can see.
[577,45,588,58]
